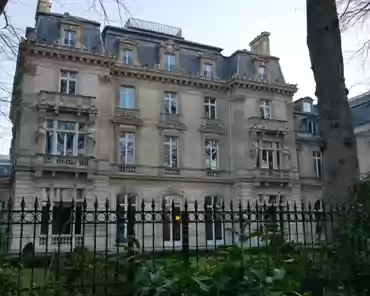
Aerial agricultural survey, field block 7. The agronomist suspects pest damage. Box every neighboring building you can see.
[9,0,369,252]
[0,155,11,232]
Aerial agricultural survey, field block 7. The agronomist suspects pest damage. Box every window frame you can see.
[205,196,224,245]
[162,195,182,247]
[44,119,87,157]
[63,29,77,48]
[164,92,178,114]
[40,188,85,237]
[260,99,272,119]
[205,139,219,170]
[203,63,213,78]
[303,102,312,113]
[118,132,136,165]
[123,49,134,65]
[204,96,217,119]
[163,53,176,71]
[119,86,136,109]
[163,135,179,168]
[60,70,77,95]
[256,140,281,170]
[258,65,267,81]
[116,193,137,244]
[313,151,322,179]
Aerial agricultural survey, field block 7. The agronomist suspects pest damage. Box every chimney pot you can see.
[249,32,271,56]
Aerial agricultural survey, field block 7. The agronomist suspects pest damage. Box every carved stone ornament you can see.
[160,39,179,53]
[99,73,112,83]
[35,125,46,143]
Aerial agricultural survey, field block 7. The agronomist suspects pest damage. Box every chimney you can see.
[36,0,52,14]
[249,32,271,56]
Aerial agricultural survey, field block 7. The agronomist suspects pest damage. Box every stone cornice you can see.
[21,41,298,95]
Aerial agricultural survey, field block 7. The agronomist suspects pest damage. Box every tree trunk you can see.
[0,0,9,15]
[306,0,359,205]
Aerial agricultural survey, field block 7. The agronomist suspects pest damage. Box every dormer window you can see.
[63,29,77,48]
[204,63,213,78]
[303,102,312,112]
[164,54,176,71]
[123,50,133,65]
[258,64,267,81]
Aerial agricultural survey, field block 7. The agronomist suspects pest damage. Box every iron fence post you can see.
[182,199,189,267]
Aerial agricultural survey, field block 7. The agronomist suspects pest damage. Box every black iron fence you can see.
[0,196,338,295]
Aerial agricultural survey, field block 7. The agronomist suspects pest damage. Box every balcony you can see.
[199,118,226,134]
[34,154,95,172]
[162,167,181,176]
[247,117,288,136]
[205,169,222,177]
[38,91,98,115]
[117,164,137,173]
[157,113,186,130]
[112,107,143,126]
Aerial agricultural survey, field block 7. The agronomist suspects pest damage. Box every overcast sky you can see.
[0,0,369,154]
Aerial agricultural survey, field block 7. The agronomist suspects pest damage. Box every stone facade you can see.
[8,4,370,252]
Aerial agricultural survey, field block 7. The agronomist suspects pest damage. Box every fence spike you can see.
[247,200,251,211]
[238,199,242,210]
[34,196,39,210]
[229,200,233,211]
[286,201,290,211]
[7,197,11,210]
[152,198,156,210]
[141,199,145,211]
[71,197,75,208]
[308,200,312,210]
[293,200,297,211]
[83,196,87,210]
[94,197,99,209]
[21,196,25,210]
[194,200,198,211]
[105,198,109,210]
[184,198,188,210]
[221,199,225,211]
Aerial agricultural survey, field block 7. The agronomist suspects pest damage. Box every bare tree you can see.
[307,0,360,205]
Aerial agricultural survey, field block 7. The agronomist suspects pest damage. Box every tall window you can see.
[205,139,219,170]
[163,195,182,246]
[308,121,317,135]
[163,54,176,71]
[204,97,217,119]
[40,188,84,237]
[303,102,312,112]
[118,133,135,165]
[45,120,86,156]
[164,92,178,114]
[313,151,322,179]
[260,99,272,119]
[164,136,178,168]
[204,63,213,78]
[205,196,223,244]
[60,70,77,95]
[256,141,281,170]
[119,87,135,109]
[116,194,136,244]
[258,65,267,80]
[63,29,77,48]
[123,50,133,65]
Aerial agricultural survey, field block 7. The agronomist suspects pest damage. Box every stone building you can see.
[8,0,370,252]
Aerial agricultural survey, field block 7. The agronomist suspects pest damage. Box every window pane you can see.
[173,206,181,241]
[45,131,53,154]
[75,206,82,234]
[163,210,171,242]
[124,50,133,65]
[57,133,65,155]
[171,138,178,168]
[68,80,76,95]
[210,106,216,119]
[61,71,68,78]
[78,135,85,156]
[126,134,135,165]
[41,206,49,235]
[66,133,74,156]
[120,87,135,109]
[170,99,177,114]
[205,209,213,241]
[204,105,210,118]
[215,212,222,240]
[119,136,126,164]
[58,122,75,130]
[60,79,67,93]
